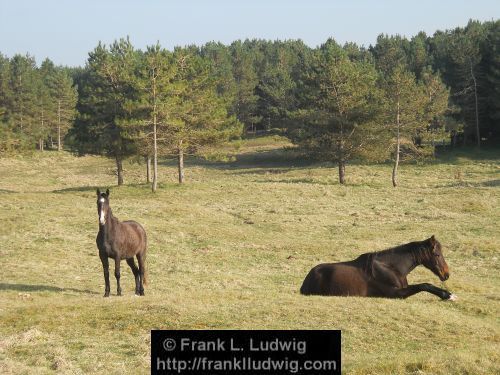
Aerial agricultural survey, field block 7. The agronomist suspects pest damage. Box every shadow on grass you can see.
[52,186,98,193]
[255,178,333,185]
[481,179,500,187]
[160,149,318,172]
[0,282,99,295]
[52,183,175,195]
[434,146,500,164]
[0,188,17,193]
[439,179,500,188]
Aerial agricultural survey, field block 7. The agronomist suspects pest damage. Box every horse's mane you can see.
[355,252,377,277]
[357,240,433,276]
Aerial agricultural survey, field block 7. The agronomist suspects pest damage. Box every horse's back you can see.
[300,261,369,296]
[122,220,146,235]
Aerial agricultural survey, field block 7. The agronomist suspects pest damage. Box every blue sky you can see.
[0,0,499,67]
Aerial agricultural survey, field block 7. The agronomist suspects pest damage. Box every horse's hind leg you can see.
[126,258,140,295]
[114,257,122,296]
[136,253,146,296]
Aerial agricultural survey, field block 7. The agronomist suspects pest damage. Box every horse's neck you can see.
[376,250,416,277]
[99,209,118,233]
[410,247,431,270]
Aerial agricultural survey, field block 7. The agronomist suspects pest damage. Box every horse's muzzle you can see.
[440,263,450,281]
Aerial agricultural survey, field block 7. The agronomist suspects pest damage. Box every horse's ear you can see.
[430,235,436,247]
[96,188,101,197]
[106,189,110,197]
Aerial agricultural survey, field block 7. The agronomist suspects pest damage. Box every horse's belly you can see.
[329,265,368,296]
[301,263,368,296]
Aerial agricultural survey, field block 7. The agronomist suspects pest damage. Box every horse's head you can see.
[422,235,450,281]
[96,188,110,225]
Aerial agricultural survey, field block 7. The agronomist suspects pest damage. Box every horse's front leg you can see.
[100,255,110,297]
[371,281,454,300]
[114,257,122,296]
[416,283,455,300]
[394,283,453,300]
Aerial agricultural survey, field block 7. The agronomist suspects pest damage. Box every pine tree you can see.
[8,54,39,146]
[0,54,9,119]
[70,39,138,185]
[0,54,15,154]
[371,34,409,77]
[289,40,383,184]
[449,23,485,148]
[35,59,57,151]
[46,68,77,151]
[256,45,297,131]
[171,50,241,183]
[408,32,430,79]
[135,43,181,192]
[484,21,500,139]
[230,41,261,132]
[431,22,487,147]
[382,65,448,187]
[200,42,236,111]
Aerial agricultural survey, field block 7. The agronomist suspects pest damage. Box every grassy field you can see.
[0,136,499,374]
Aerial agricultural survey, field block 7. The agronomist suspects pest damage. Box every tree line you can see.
[1,19,499,189]
[0,55,77,153]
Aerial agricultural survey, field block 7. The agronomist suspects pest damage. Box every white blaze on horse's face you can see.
[99,197,106,225]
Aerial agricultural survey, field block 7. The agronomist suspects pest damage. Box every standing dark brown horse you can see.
[96,189,148,297]
[300,236,457,301]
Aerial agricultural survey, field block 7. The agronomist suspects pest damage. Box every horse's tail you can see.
[143,254,148,286]
[142,229,148,286]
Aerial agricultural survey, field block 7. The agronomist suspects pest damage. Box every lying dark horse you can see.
[96,189,147,297]
[300,236,457,301]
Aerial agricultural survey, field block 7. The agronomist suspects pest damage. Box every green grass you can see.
[0,138,499,374]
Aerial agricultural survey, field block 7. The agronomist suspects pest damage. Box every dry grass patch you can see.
[0,139,499,374]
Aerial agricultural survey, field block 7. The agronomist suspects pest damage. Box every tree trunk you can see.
[178,140,184,184]
[470,60,480,148]
[146,155,151,183]
[338,161,345,184]
[392,100,401,188]
[115,155,124,186]
[152,75,158,193]
[338,116,345,184]
[57,99,62,151]
[392,138,400,187]
[19,75,23,132]
[40,109,44,151]
[152,121,158,192]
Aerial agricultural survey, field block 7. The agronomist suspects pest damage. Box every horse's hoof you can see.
[447,293,458,302]
[103,294,110,298]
